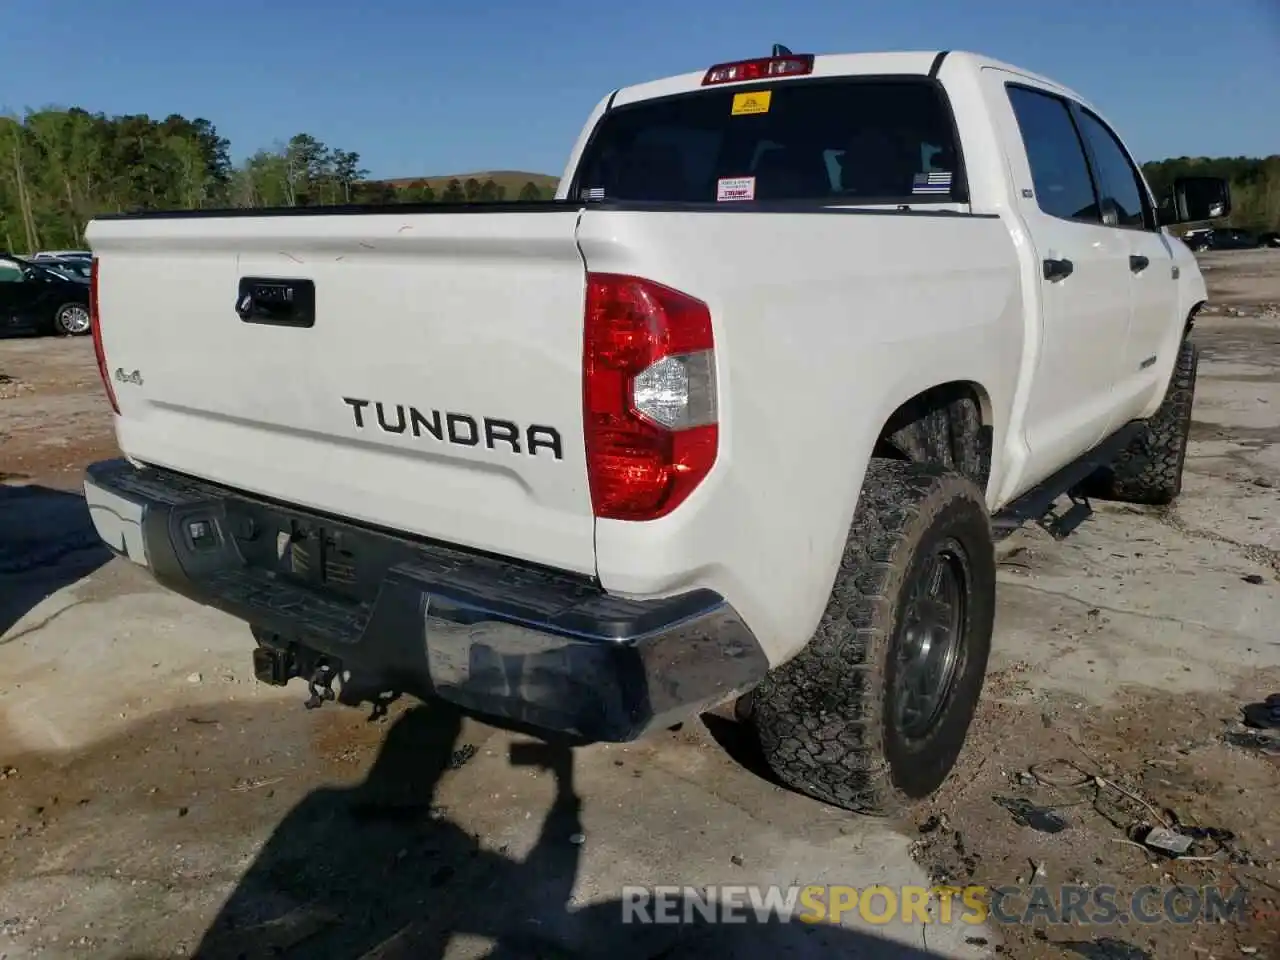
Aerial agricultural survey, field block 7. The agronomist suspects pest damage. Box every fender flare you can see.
[1184,300,1207,338]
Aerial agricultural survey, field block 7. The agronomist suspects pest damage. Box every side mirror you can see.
[1159,176,1231,226]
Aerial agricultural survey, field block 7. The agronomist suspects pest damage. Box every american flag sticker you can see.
[581,186,605,201]
[912,171,953,195]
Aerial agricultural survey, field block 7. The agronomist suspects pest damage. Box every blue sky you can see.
[2,0,1277,179]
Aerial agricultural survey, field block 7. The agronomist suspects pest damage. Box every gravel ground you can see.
[1,249,1279,960]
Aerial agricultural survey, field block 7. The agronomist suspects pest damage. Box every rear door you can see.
[989,73,1134,481]
[89,208,597,575]
[1070,106,1180,424]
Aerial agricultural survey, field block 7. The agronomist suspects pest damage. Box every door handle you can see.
[1043,258,1074,282]
[1129,255,1150,273]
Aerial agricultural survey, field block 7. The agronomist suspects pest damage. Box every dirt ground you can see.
[917,249,1280,959]
[0,337,119,488]
[2,250,1280,960]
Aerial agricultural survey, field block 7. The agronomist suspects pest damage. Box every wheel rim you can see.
[892,538,967,740]
[58,305,90,334]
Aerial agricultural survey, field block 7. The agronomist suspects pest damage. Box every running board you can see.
[991,421,1143,539]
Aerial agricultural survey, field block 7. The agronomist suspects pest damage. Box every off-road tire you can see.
[1082,336,1198,506]
[749,459,996,816]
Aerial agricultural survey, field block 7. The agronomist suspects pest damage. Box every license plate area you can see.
[275,520,360,595]
[222,500,389,605]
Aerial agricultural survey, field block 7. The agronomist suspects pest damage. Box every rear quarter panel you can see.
[1144,234,1207,418]
[579,208,1023,666]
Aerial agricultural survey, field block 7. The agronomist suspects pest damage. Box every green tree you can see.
[518,180,543,202]
[233,149,291,208]
[160,114,231,204]
[441,178,464,203]
[463,177,482,202]
[330,149,367,203]
[0,115,41,250]
[284,133,329,205]
[399,180,436,203]
[354,181,398,204]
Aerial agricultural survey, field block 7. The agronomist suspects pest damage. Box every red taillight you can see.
[583,274,718,521]
[89,256,119,414]
[702,54,814,85]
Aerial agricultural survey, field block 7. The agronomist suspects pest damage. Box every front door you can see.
[1070,105,1181,424]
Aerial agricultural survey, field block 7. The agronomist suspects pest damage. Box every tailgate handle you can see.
[236,277,316,328]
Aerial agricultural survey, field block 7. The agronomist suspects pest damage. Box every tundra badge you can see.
[343,396,564,460]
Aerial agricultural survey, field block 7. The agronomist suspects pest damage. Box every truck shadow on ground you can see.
[192,701,954,960]
[0,482,112,637]
[698,709,782,789]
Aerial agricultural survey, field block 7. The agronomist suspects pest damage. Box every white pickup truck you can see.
[82,48,1229,815]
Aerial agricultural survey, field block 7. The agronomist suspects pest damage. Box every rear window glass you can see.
[573,78,963,205]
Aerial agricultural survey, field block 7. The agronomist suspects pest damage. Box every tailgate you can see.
[86,209,596,574]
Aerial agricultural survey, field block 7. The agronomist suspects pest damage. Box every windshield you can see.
[573,77,964,205]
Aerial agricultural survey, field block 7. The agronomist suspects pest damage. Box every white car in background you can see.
[30,250,93,261]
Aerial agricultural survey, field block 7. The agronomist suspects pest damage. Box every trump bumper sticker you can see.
[717,176,756,202]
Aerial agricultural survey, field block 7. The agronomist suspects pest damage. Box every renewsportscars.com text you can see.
[620,884,1251,926]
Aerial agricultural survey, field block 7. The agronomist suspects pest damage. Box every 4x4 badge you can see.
[113,368,143,386]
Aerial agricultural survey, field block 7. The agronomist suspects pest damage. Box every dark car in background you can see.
[0,253,93,336]
[39,255,93,282]
[1260,231,1280,248]
[1210,228,1259,249]
[1186,228,1260,251]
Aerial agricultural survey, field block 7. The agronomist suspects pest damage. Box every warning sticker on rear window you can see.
[716,176,756,202]
[731,91,771,115]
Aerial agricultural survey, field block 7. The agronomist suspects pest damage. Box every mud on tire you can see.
[750,459,996,816]
[1082,336,1198,506]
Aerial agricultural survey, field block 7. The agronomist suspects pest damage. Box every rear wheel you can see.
[53,302,91,336]
[749,459,995,815]
[1082,335,1198,506]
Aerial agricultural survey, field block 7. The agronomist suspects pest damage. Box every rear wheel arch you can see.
[1185,300,1207,337]
[750,458,996,813]
[871,380,995,494]
[742,380,1002,813]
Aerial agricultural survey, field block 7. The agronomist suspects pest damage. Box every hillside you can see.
[376,171,560,195]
